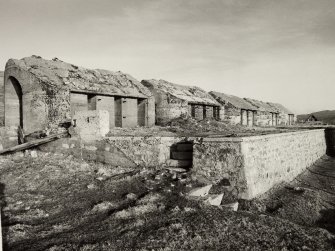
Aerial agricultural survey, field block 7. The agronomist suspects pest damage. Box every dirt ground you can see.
[0,151,334,250]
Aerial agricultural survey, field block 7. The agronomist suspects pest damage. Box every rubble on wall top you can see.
[209,91,258,111]
[142,79,220,106]
[5,56,152,98]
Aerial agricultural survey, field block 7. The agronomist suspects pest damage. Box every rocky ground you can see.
[0,151,334,251]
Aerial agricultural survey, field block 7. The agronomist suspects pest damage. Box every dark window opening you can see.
[203,105,207,119]
[88,94,96,110]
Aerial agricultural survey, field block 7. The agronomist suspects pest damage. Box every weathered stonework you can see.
[241,130,325,198]
[211,91,294,127]
[193,129,326,199]
[142,79,221,124]
[193,138,247,197]
[0,126,19,150]
[4,56,155,134]
[210,91,258,126]
[39,136,189,168]
[0,71,4,126]
[73,110,110,141]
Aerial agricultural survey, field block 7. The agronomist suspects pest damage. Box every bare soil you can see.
[0,152,334,250]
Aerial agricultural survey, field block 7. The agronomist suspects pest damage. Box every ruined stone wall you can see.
[193,129,326,199]
[147,97,155,127]
[255,111,273,126]
[241,110,248,126]
[39,136,187,168]
[193,138,247,198]
[0,126,19,150]
[73,110,110,141]
[5,65,51,133]
[153,92,189,125]
[278,113,289,125]
[194,105,203,120]
[224,104,241,125]
[0,71,4,126]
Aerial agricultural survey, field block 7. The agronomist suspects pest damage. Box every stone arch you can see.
[4,62,49,133]
[5,76,23,128]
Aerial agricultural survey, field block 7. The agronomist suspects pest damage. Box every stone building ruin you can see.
[141,79,222,125]
[210,91,295,126]
[2,56,155,134]
[0,55,296,138]
[267,102,295,125]
[244,98,280,126]
[209,91,258,126]
[0,71,4,126]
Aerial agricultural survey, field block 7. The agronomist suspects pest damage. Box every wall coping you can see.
[68,129,325,143]
[202,129,325,143]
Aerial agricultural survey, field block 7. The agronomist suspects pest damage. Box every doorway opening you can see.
[5,77,23,128]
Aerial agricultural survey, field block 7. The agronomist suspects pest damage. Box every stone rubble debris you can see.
[205,194,224,206]
[222,202,239,211]
[30,150,38,158]
[188,184,213,197]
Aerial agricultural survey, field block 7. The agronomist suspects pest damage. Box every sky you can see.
[0,0,335,114]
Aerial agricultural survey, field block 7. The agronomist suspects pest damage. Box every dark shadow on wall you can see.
[325,128,335,157]
[0,183,8,250]
[317,209,335,235]
[169,141,193,170]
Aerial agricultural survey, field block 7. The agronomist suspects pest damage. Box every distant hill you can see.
[297,110,335,124]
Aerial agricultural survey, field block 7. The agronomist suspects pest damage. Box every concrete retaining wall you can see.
[193,129,326,199]
[39,136,188,168]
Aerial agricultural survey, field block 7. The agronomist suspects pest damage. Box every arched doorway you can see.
[5,77,23,128]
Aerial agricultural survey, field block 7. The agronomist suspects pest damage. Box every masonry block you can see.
[73,110,109,141]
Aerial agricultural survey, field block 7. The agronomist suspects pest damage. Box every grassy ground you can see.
[0,152,334,250]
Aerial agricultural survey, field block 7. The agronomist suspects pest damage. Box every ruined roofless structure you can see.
[210,91,295,126]
[243,98,280,126]
[3,56,155,134]
[267,102,295,125]
[141,79,222,125]
[209,91,258,126]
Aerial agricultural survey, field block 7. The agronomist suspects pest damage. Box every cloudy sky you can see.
[0,0,334,114]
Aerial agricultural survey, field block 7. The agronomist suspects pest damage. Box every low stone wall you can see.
[38,129,326,200]
[193,129,326,199]
[0,126,18,150]
[39,136,188,168]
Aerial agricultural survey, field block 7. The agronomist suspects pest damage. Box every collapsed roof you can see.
[142,79,220,106]
[6,56,152,98]
[209,91,258,111]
